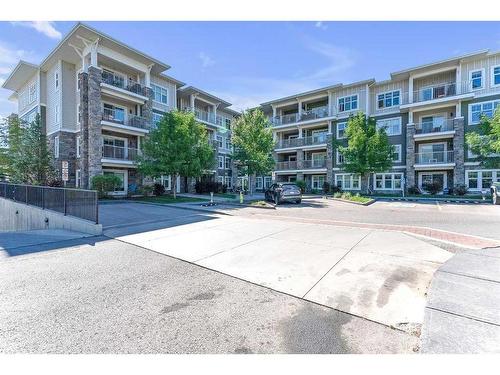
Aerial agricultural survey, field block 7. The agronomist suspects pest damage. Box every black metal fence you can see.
[0,182,98,223]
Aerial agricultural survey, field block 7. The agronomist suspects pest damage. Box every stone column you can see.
[78,71,90,189]
[141,86,154,126]
[406,122,416,190]
[296,149,303,170]
[453,117,465,187]
[87,66,103,187]
[326,134,333,185]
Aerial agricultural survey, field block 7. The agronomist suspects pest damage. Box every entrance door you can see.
[419,172,446,193]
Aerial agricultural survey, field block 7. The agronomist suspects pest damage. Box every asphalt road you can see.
[0,237,417,353]
[225,198,500,241]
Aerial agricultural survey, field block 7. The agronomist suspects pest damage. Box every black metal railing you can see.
[0,182,98,223]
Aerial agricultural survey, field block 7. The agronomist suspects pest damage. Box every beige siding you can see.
[150,75,177,112]
[61,61,77,131]
[17,73,38,116]
[413,70,456,92]
[461,54,500,96]
[46,61,62,135]
[331,85,367,118]
[370,80,408,115]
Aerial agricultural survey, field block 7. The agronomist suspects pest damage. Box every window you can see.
[77,105,81,125]
[336,122,347,139]
[466,170,500,190]
[336,150,344,164]
[218,156,224,169]
[225,157,231,169]
[264,176,272,189]
[75,169,81,188]
[335,174,361,190]
[377,90,400,109]
[225,137,231,150]
[54,71,59,90]
[470,69,484,90]
[76,136,81,158]
[493,66,500,87]
[376,117,402,136]
[216,135,223,148]
[224,118,231,130]
[29,82,37,103]
[392,144,402,163]
[256,177,263,190]
[469,100,500,124]
[54,136,59,158]
[374,173,403,190]
[76,71,81,91]
[55,105,60,124]
[225,176,232,189]
[160,175,171,190]
[312,175,326,190]
[151,84,168,104]
[217,176,224,184]
[338,95,358,112]
[152,111,164,126]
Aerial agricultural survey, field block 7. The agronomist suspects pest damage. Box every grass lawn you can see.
[133,196,207,204]
[371,193,485,200]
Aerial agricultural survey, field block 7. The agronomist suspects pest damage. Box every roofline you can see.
[178,85,232,106]
[158,73,185,87]
[1,60,39,90]
[260,83,343,106]
[39,22,171,72]
[390,49,489,77]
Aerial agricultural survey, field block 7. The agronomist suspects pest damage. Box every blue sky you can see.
[1,21,500,117]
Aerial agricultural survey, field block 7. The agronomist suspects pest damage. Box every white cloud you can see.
[315,21,328,30]
[198,52,215,69]
[11,21,62,40]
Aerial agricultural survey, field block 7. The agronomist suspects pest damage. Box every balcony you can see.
[276,133,328,149]
[271,105,331,126]
[102,144,140,162]
[101,71,145,96]
[102,107,151,131]
[276,161,297,170]
[415,150,454,169]
[414,119,455,140]
[401,81,474,110]
[302,159,327,169]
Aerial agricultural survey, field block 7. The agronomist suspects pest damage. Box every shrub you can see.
[295,179,306,193]
[153,183,165,196]
[407,185,421,195]
[141,184,154,196]
[47,178,64,187]
[194,180,225,194]
[423,181,442,195]
[91,174,122,198]
[322,181,331,194]
[331,185,343,194]
[454,184,468,196]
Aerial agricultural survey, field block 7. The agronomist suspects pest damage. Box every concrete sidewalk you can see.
[420,248,500,353]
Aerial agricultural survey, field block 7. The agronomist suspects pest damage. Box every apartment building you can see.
[2,23,238,195]
[260,50,500,194]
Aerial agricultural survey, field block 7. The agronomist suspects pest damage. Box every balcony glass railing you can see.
[271,106,330,126]
[102,145,140,161]
[415,119,454,135]
[302,159,327,169]
[415,150,454,164]
[276,133,328,149]
[102,108,150,130]
[101,71,144,96]
[275,161,297,170]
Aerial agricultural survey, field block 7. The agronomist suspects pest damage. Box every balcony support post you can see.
[409,76,414,103]
[456,67,462,95]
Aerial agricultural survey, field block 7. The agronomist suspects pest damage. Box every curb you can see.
[375,197,489,204]
[329,197,376,206]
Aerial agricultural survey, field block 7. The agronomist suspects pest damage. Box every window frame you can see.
[491,65,500,87]
[469,68,485,91]
[256,177,263,190]
[373,173,403,191]
[28,82,37,103]
[311,175,326,190]
[55,104,60,124]
[376,116,402,136]
[218,155,224,169]
[337,94,359,113]
[151,83,168,105]
[54,135,60,158]
[336,122,347,139]
[75,169,81,188]
[76,136,81,158]
[376,90,401,109]
[336,150,344,165]
[466,169,500,191]
[392,144,402,163]
[224,156,231,169]
[335,173,361,191]
[468,100,500,125]
[225,176,232,189]
[54,71,59,91]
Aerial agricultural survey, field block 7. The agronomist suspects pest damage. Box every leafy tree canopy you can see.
[465,107,500,169]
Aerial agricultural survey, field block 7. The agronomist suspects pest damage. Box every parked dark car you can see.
[265,183,302,205]
[492,182,500,205]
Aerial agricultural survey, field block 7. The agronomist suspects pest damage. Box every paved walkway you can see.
[420,247,500,353]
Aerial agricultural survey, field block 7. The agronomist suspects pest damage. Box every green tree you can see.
[0,114,56,185]
[137,110,214,199]
[231,109,274,195]
[465,107,500,169]
[0,115,23,180]
[338,113,394,192]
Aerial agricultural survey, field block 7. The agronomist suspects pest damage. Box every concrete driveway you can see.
[102,203,453,331]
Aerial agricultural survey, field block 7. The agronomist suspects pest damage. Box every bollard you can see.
[210,191,214,204]
[239,191,243,204]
